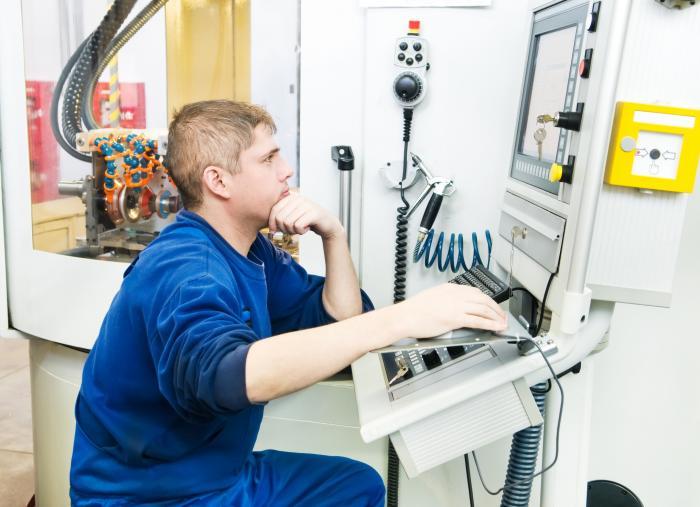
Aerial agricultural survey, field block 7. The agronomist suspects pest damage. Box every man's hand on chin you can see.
[268,194,344,240]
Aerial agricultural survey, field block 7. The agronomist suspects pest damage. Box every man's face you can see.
[228,123,293,227]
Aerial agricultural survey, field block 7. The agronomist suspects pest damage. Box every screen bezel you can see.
[510,3,589,196]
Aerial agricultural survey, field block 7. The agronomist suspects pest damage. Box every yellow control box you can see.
[605,102,700,193]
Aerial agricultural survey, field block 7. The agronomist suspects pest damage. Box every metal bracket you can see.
[517,334,559,357]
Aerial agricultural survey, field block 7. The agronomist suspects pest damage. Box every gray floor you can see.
[0,338,34,507]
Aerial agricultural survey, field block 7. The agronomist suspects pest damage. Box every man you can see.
[70,100,507,506]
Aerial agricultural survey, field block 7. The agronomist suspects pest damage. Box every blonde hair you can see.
[166,100,277,209]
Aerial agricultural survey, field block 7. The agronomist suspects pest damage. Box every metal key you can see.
[533,127,547,160]
[388,366,409,386]
[388,358,409,385]
[537,113,555,124]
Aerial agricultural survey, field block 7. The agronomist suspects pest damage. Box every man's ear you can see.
[201,165,232,200]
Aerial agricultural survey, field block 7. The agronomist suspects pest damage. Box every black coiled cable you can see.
[386,440,401,507]
[402,109,413,148]
[393,108,413,304]
[59,0,137,155]
[388,107,414,507]
[393,210,409,304]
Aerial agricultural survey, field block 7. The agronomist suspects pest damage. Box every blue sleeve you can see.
[155,274,258,420]
[254,235,374,335]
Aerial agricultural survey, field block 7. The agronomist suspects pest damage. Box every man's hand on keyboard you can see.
[393,284,507,340]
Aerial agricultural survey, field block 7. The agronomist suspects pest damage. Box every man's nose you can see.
[280,159,294,180]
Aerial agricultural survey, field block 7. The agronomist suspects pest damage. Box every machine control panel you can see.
[510,0,598,200]
[380,265,510,401]
[394,36,428,69]
[381,343,494,401]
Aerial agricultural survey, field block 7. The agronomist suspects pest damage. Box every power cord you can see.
[509,272,555,336]
[465,454,476,507]
[465,275,556,501]
[388,107,414,507]
[535,272,556,336]
[470,335,565,496]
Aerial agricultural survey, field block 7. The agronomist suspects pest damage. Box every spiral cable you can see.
[82,0,170,129]
[500,382,547,507]
[470,335,564,502]
[393,209,409,303]
[413,229,470,273]
[388,107,414,507]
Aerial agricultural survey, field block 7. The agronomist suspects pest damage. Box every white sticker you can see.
[631,130,683,180]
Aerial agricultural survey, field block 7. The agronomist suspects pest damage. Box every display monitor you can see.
[510,2,588,196]
[520,26,578,162]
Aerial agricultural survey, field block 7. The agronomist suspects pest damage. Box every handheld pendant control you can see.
[393,26,429,108]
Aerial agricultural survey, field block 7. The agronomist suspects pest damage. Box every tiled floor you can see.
[0,338,34,507]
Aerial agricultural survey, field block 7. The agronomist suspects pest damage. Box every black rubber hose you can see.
[392,109,413,304]
[50,34,93,162]
[61,0,137,147]
[387,108,414,507]
[387,200,406,507]
[387,441,401,507]
[82,0,170,129]
[393,207,409,304]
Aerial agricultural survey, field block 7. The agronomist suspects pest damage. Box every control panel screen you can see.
[520,26,577,162]
[510,1,588,197]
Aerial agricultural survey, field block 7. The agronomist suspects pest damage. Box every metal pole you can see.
[339,169,352,239]
[58,180,85,198]
[331,145,355,247]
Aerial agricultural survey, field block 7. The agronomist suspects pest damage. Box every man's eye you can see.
[264,154,274,163]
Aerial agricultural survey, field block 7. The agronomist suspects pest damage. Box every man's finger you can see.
[459,286,506,318]
[292,211,314,235]
[461,314,508,331]
[462,302,505,324]
[285,206,311,229]
[270,197,304,231]
[269,194,295,216]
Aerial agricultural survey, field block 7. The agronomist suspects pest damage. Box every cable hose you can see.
[413,230,470,273]
[82,0,170,129]
[61,0,137,149]
[388,204,407,507]
[387,440,401,507]
[402,114,412,144]
[50,34,93,162]
[387,108,414,507]
[500,382,548,507]
[393,207,409,304]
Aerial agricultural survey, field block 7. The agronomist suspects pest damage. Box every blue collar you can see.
[176,210,266,280]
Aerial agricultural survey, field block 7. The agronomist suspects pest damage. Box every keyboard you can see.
[449,264,510,303]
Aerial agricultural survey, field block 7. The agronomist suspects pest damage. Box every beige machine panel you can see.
[165,0,250,118]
